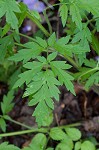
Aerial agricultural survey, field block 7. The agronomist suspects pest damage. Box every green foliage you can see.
[9,42,44,63]
[81,141,96,150]
[50,127,66,140]
[9,34,76,126]
[1,91,14,115]
[59,4,68,27]
[0,35,14,61]
[65,127,81,141]
[0,0,21,30]
[70,2,82,30]
[0,118,6,132]
[0,142,20,150]
[0,0,99,149]
[91,33,99,55]
[0,134,97,150]
[85,71,99,90]
[74,141,81,150]
[49,127,97,150]
[23,133,47,150]
[0,91,14,132]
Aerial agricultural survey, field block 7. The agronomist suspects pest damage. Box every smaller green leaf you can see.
[85,72,99,90]
[65,128,81,141]
[13,70,34,88]
[2,23,10,37]
[8,68,21,89]
[91,33,99,55]
[0,35,13,61]
[47,52,57,62]
[1,91,14,115]
[0,142,20,150]
[36,36,47,48]
[88,136,98,146]
[50,127,66,140]
[18,2,27,27]
[31,11,41,21]
[59,4,68,27]
[62,135,74,150]
[81,141,96,150]
[0,118,6,132]
[70,3,82,30]
[74,141,81,150]
[48,33,56,47]
[23,134,47,150]
[57,35,70,44]
[37,56,47,63]
[50,61,75,95]
[9,42,43,63]
[3,115,11,121]
[96,18,99,32]
[13,32,20,43]
[55,143,71,150]
[13,61,44,89]
[23,80,43,97]
[33,100,52,127]
[46,148,54,150]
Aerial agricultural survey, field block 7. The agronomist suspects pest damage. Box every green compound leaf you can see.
[1,91,14,115]
[81,141,96,150]
[25,70,60,126]
[70,3,82,30]
[85,71,99,90]
[0,35,13,61]
[72,25,92,44]
[80,0,99,16]
[13,61,45,88]
[59,4,68,27]
[54,39,89,58]
[23,133,47,150]
[50,61,75,95]
[9,42,44,63]
[50,127,66,141]
[0,0,21,30]
[65,128,81,141]
[33,101,53,127]
[0,142,20,150]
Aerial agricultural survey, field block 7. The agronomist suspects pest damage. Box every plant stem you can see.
[11,30,35,41]
[0,128,48,137]
[43,10,52,34]
[18,32,35,41]
[49,47,79,70]
[14,42,25,47]
[44,2,69,12]
[64,55,79,70]
[27,12,50,37]
[8,118,32,129]
[78,66,99,82]
[59,122,81,129]
[0,121,82,137]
